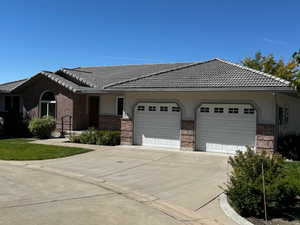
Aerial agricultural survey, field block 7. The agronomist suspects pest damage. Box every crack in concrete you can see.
[0,193,116,209]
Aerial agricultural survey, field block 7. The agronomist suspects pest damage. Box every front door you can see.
[88,96,99,128]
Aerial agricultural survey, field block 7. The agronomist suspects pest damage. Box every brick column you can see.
[181,120,195,151]
[256,124,275,153]
[121,118,133,145]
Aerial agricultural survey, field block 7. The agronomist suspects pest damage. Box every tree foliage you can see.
[242,51,300,90]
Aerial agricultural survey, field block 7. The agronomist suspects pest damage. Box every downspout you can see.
[273,92,279,152]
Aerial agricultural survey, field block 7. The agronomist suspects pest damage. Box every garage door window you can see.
[200,107,209,113]
[214,107,224,113]
[172,107,180,112]
[228,108,239,114]
[149,106,156,111]
[137,105,145,111]
[244,108,255,114]
[160,106,168,112]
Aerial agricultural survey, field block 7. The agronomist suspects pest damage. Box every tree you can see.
[242,51,300,90]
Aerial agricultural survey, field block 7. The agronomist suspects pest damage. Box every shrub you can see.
[68,134,81,143]
[224,148,299,218]
[28,117,56,139]
[277,134,300,161]
[69,129,120,146]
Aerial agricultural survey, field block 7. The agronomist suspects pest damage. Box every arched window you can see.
[40,91,56,118]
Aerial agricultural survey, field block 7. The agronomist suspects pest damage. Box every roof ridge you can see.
[215,58,291,86]
[41,71,78,93]
[58,68,97,88]
[77,62,190,69]
[103,59,215,89]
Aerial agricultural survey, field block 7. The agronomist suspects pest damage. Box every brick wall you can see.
[121,118,133,145]
[256,124,275,153]
[18,75,75,130]
[181,120,194,150]
[99,115,121,130]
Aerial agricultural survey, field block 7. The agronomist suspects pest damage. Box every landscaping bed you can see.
[0,139,92,160]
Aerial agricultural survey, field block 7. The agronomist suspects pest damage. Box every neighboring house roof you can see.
[104,59,292,91]
[1,58,294,94]
[0,79,28,93]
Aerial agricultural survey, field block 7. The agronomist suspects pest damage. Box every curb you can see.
[219,193,254,225]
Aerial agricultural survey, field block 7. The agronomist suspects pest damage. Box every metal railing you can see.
[60,115,72,137]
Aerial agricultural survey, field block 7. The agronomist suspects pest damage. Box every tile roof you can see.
[104,59,292,91]
[1,58,293,93]
[60,62,189,89]
[0,79,27,93]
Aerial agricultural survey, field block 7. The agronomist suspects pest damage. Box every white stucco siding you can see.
[277,93,300,135]
[123,92,276,124]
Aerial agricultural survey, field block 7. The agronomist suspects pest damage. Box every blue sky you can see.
[0,0,299,83]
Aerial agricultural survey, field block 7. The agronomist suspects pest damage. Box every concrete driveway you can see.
[0,139,237,225]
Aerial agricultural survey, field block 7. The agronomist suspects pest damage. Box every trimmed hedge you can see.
[28,117,56,139]
[69,128,120,146]
[224,148,299,218]
[277,134,300,161]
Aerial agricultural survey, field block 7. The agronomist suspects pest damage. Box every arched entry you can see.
[40,91,56,118]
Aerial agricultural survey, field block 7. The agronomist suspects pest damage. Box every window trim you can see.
[39,91,57,118]
[115,96,124,117]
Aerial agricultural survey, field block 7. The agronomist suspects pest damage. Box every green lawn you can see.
[0,139,92,160]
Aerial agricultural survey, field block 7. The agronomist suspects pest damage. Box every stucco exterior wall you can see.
[277,93,300,135]
[100,93,120,116]
[123,91,276,124]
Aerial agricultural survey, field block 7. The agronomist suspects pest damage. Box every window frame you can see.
[115,96,124,117]
[39,91,57,118]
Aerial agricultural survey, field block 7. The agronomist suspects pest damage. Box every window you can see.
[160,106,168,112]
[279,106,288,125]
[149,106,156,111]
[137,105,145,111]
[4,96,20,112]
[172,106,180,112]
[214,107,224,113]
[228,108,239,114]
[200,107,209,113]
[40,92,56,118]
[244,108,255,114]
[116,96,124,116]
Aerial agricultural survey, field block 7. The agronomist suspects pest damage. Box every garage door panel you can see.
[197,104,256,153]
[134,103,181,149]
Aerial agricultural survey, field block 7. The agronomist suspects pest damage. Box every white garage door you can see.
[134,103,181,148]
[196,104,256,154]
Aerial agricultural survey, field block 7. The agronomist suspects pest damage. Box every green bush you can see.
[277,134,300,161]
[69,128,120,146]
[224,148,299,218]
[28,117,56,139]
